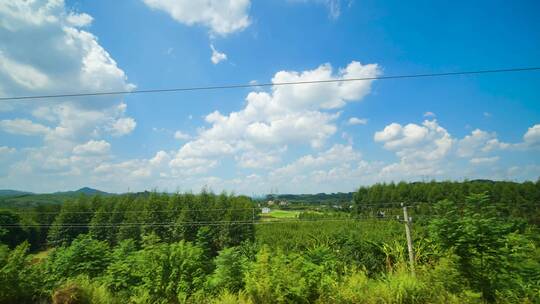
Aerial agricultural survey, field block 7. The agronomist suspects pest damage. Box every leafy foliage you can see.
[428,192,540,301]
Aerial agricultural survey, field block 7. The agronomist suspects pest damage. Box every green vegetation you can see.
[0,180,539,303]
[353,179,540,225]
[260,209,300,220]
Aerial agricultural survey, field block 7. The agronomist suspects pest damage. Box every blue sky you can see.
[0,0,539,194]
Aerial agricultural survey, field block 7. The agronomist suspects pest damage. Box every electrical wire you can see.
[0,215,440,228]
[1,67,539,101]
[10,207,262,215]
[7,203,416,214]
[7,201,536,215]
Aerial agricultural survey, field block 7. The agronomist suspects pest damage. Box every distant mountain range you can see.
[0,187,114,207]
[0,187,112,197]
[0,189,33,197]
[54,187,112,196]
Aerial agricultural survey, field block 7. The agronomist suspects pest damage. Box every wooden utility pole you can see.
[402,203,415,276]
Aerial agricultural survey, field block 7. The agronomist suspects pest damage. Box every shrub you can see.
[45,234,111,285]
[102,239,141,293]
[0,242,37,304]
[244,246,339,303]
[206,247,247,293]
[132,240,207,302]
[52,276,118,304]
[244,247,308,303]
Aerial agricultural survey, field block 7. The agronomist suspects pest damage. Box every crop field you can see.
[260,209,301,220]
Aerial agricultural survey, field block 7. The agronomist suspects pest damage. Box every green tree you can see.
[0,210,26,248]
[47,198,93,246]
[141,193,170,240]
[0,242,37,304]
[134,240,207,302]
[45,234,111,285]
[116,198,142,245]
[206,247,246,293]
[89,203,113,242]
[103,239,141,293]
[429,193,539,302]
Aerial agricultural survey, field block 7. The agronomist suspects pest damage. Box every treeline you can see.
[0,192,255,254]
[354,180,540,224]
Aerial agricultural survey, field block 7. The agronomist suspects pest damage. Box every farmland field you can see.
[260,209,301,220]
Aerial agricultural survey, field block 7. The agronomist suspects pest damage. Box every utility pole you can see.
[402,203,415,276]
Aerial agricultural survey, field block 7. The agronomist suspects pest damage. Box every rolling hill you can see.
[0,187,114,208]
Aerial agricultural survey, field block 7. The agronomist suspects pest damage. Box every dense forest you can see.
[0,180,539,303]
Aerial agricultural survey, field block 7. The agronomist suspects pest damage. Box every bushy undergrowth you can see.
[1,233,537,303]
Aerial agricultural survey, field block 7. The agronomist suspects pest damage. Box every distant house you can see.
[261,207,271,214]
[267,200,275,206]
[279,201,288,206]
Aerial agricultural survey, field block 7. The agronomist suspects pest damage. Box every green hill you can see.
[0,187,113,208]
[0,189,33,197]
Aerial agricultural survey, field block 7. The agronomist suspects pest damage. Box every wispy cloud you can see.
[210,44,227,64]
[347,117,368,125]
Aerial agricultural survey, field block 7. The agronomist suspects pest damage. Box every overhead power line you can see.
[0,66,539,101]
[12,207,262,215]
[9,201,536,215]
[0,217,413,228]
[9,203,421,215]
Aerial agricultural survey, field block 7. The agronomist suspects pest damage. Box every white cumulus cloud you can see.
[73,140,111,155]
[0,119,50,136]
[374,120,454,176]
[457,129,506,157]
[168,61,380,172]
[142,0,251,36]
[0,0,135,187]
[372,120,540,181]
[523,124,540,148]
[266,144,376,193]
[110,117,136,137]
[149,150,170,166]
